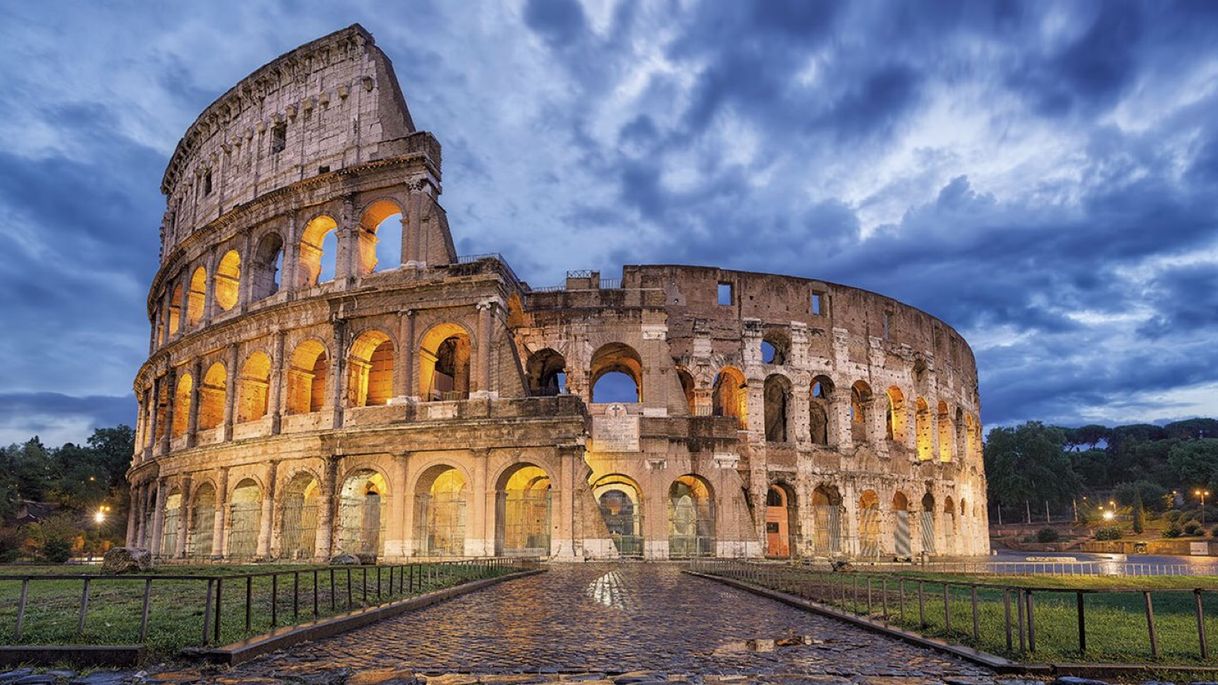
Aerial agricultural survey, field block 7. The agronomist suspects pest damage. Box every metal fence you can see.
[690,559,1217,662]
[841,559,1218,577]
[0,558,538,651]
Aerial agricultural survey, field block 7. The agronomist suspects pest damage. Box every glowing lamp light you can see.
[94,510,106,524]
[1102,510,1115,521]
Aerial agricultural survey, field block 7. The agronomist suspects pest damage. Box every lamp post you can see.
[1197,489,1210,527]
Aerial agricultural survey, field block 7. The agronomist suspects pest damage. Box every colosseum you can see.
[125,25,990,563]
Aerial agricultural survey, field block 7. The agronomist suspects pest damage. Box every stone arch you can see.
[712,366,747,429]
[920,492,936,554]
[668,474,715,558]
[419,322,472,401]
[812,484,843,554]
[347,329,395,407]
[414,463,467,556]
[227,478,262,559]
[198,362,227,431]
[943,495,957,552]
[299,214,338,287]
[525,348,567,396]
[763,373,792,443]
[677,367,696,415]
[495,463,553,556]
[172,373,193,438]
[357,198,404,274]
[760,329,789,365]
[237,351,272,423]
[287,338,328,414]
[937,400,954,462]
[186,266,207,326]
[168,282,183,336]
[188,481,217,558]
[590,342,643,403]
[765,482,797,559]
[592,473,644,557]
[160,488,183,557]
[250,230,285,300]
[858,490,881,558]
[809,375,834,446]
[851,381,873,445]
[892,491,911,557]
[336,468,388,560]
[214,249,241,312]
[886,386,907,445]
[278,469,320,560]
[965,413,981,462]
[915,398,933,460]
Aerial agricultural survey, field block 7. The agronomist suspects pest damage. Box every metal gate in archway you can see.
[813,505,842,554]
[417,492,466,556]
[280,499,318,560]
[227,501,261,559]
[161,508,179,557]
[858,506,881,559]
[920,510,936,554]
[894,510,911,557]
[598,491,643,558]
[497,490,551,556]
[337,493,384,559]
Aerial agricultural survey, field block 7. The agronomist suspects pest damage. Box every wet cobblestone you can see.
[222,564,1002,682]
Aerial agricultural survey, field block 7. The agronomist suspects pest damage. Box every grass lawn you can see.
[739,566,1218,666]
[0,561,519,658]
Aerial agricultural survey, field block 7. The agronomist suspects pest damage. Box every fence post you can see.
[1025,590,1036,653]
[1003,589,1012,652]
[1016,589,1026,653]
[881,578,888,623]
[14,578,29,641]
[918,581,926,627]
[139,578,153,643]
[1144,591,1158,658]
[245,576,253,632]
[271,574,279,627]
[971,585,979,642]
[362,566,368,605]
[866,577,873,616]
[943,584,951,634]
[347,568,353,608]
[201,578,214,646]
[313,569,319,617]
[898,578,905,621]
[77,577,91,637]
[293,571,300,622]
[214,578,223,644]
[1196,589,1209,660]
[1076,591,1086,656]
[330,568,336,611]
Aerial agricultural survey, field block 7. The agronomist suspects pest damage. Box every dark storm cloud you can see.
[1,0,1217,443]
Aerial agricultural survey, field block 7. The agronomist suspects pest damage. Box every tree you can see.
[1132,491,1145,534]
[1168,439,1218,494]
[984,422,1082,514]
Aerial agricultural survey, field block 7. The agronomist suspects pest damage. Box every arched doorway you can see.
[810,376,833,446]
[414,465,467,556]
[943,496,957,555]
[765,484,796,558]
[160,490,181,558]
[592,474,644,558]
[763,374,791,443]
[188,483,216,559]
[712,367,747,429]
[892,491,911,558]
[496,464,553,556]
[668,475,715,558]
[336,470,387,560]
[858,490,881,559]
[921,493,937,554]
[227,479,262,559]
[812,484,843,555]
[279,472,320,560]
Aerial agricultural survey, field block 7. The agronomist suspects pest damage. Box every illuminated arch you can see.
[886,386,907,444]
[298,214,338,287]
[495,463,553,556]
[937,400,954,462]
[336,469,388,559]
[172,373,193,438]
[226,478,262,559]
[414,464,467,556]
[236,352,271,423]
[214,250,241,311]
[186,266,207,326]
[197,362,227,430]
[347,329,395,407]
[357,198,404,274]
[418,322,472,401]
[592,473,644,557]
[915,397,933,461]
[286,339,328,414]
[712,366,747,429]
[668,474,715,558]
[850,381,873,445]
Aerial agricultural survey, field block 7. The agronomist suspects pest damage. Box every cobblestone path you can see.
[216,564,1005,684]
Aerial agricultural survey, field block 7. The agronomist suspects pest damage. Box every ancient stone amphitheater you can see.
[126,25,989,562]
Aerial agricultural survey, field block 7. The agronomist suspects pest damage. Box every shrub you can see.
[42,537,72,563]
[1212,525,1218,538]
[1095,527,1122,540]
[1164,525,1183,538]
[1036,527,1060,543]
[1184,522,1203,536]
[1166,509,1183,523]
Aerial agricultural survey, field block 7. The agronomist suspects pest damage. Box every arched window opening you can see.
[920,493,936,554]
[892,491,911,558]
[943,496,957,551]
[526,348,567,396]
[677,368,696,415]
[668,475,715,558]
[593,474,643,557]
[227,479,262,559]
[168,283,183,336]
[287,340,328,414]
[763,374,791,443]
[886,386,907,444]
[496,464,552,556]
[214,250,241,312]
[237,352,271,423]
[337,470,387,560]
[188,483,216,559]
[760,331,789,365]
[812,484,843,554]
[250,232,284,301]
[850,381,873,445]
[915,398,933,461]
[358,199,403,274]
[348,330,395,407]
[858,490,881,559]
[154,386,170,443]
[279,472,319,560]
[765,483,796,559]
[415,465,466,556]
[197,363,227,431]
[590,343,643,403]
[955,407,967,462]
[810,375,833,446]
[186,266,207,326]
[712,367,747,429]
[299,215,338,287]
[160,490,182,557]
[937,400,954,462]
[172,374,193,438]
[419,324,471,401]
[965,414,981,462]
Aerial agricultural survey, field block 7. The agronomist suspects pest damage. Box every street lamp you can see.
[1102,509,1115,522]
[1196,489,1211,527]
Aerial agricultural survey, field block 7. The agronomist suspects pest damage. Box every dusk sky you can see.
[1,1,1217,446]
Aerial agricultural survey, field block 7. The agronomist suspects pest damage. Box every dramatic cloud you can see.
[1,0,1216,444]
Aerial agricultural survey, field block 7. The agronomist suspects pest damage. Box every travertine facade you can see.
[127,25,990,562]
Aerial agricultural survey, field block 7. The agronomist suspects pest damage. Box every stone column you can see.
[223,344,239,441]
[395,309,415,400]
[175,475,192,558]
[641,320,669,412]
[398,213,411,269]
[125,483,139,547]
[211,467,229,558]
[403,189,422,268]
[160,370,176,456]
[202,248,218,325]
[474,300,494,397]
[178,273,191,335]
[400,452,416,557]
[238,228,253,312]
[149,478,168,557]
[314,456,338,560]
[187,359,202,448]
[283,215,300,298]
[468,450,490,557]
[384,456,408,559]
[269,330,286,434]
[145,381,160,456]
[335,195,356,284]
[555,447,578,559]
[256,461,278,559]
[330,319,348,428]
[161,288,174,346]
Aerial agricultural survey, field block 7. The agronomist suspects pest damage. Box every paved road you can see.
[218,563,1003,683]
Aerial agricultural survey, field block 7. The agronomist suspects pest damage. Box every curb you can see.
[0,645,144,668]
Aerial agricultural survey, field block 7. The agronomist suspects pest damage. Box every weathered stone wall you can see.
[127,24,990,564]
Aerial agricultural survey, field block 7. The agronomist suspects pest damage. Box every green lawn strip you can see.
[749,568,1218,666]
[0,563,514,657]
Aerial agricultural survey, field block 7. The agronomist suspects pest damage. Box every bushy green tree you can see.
[984,422,1082,514]
[1168,439,1218,494]
[1132,492,1145,534]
